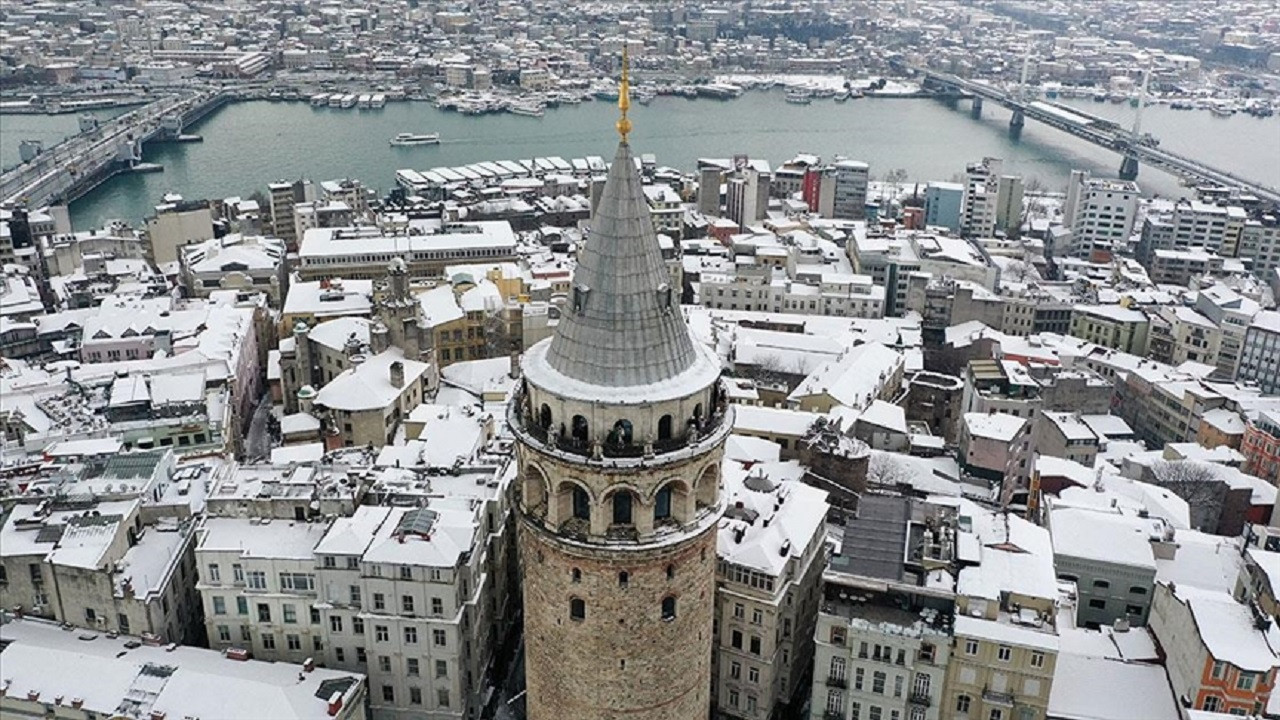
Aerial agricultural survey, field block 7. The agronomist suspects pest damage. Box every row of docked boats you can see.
[309,92,387,109]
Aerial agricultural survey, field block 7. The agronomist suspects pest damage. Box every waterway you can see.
[3,90,1277,231]
[0,107,129,170]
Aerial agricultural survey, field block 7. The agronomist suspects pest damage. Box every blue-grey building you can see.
[924,181,964,233]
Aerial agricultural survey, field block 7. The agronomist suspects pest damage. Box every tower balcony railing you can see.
[508,383,732,464]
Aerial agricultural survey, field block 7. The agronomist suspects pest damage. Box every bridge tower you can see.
[1009,108,1025,137]
[1119,152,1140,181]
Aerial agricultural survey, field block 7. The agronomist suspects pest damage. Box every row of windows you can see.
[569,596,676,622]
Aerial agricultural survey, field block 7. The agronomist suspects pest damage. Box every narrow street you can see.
[243,393,272,462]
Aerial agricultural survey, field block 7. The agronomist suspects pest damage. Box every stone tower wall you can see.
[520,518,716,720]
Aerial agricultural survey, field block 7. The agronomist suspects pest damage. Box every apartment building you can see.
[180,233,289,305]
[1069,177,1140,259]
[1194,284,1260,379]
[197,517,330,663]
[1147,305,1222,369]
[1237,310,1280,395]
[296,221,517,281]
[943,503,1058,720]
[1048,505,1160,628]
[1241,411,1280,486]
[1068,305,1149,355]
[714,464,830,720]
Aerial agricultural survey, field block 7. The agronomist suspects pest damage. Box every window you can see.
[965,639,979,655]
[247,571,267,590]
[402,595,415,614]
[752,608,763,625]
[378,656,391,672]
[748,666,760,684]
[261,633,275,650]
[437,688,450,708]
[612,491,633,525]
[217,625,230,642]
[352,617,364,635]
[436,659,448,678]
[373,593,385,611]
[1126,604,1144,615]
[330,616,343,633]
[869,708,883,720]
[232,564,244,583]
[1092,579,1110,589]
[667,564,676,580]
[988,710,1003,720]
[382,686,394,703]
[1211,661,1226,679]
[750,636,761,655]
[283,604,297,624]
[349,585,361,606]
[662,596,677,621]
[1088,599,1107,609]
[207,564,220,582]
[826,689,844,713]
[1129,585,1148,595]
[570,598,586,621]
[1202,696,1223,712]
[355,647,366,664]
[433,629,447,646]
[619,571,630,588]
[323,556,336,569]
[287,634,301,651]
[257,604,271,622]
[432,597,444,615]
[855,668,865,691]
[1030,651,1045,668]
[894,675,904,698]
[729,689,740,708]
[872,671,886,694]
[278,573,315,592]
[212,597,226,615]
[732,630,743,649]
[335,647,346,663]
[997,645,1012,662]
[734,603,745,620]
[236,598,248,615]
[956,694,972,713]
[375,625,388,642]
[400,565,413,581]
[407,658,419,676]
[408,686,422,706]
[1238,672,1256,691]
[404,627,418,644]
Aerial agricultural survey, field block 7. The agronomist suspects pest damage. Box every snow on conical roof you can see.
[542,140,698,388]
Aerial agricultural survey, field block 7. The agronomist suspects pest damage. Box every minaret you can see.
[511,46,729,720]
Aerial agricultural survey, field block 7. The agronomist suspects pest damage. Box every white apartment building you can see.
[197,517,331,664]
[701,264,885,319]
[830,160,870,221]
[644,184,685,239]
[960,158,1009,238]
[1194,284,1260,379]
[1238,216,1280,277]
[714,463,831,720]
[1071,178,1139,258]
[1238,310,1280,395]
[811,574,953,720]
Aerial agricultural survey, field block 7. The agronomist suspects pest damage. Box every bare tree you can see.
[1149,460,1225,532]
[867,451,916,487]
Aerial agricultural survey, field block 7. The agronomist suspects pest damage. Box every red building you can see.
[1243,411,1280,486]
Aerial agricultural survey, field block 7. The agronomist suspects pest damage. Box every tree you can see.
[867,451,915,487]
[1149,460,1225,532]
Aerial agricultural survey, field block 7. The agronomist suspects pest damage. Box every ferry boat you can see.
[389,132,440,146]
[357,94,372,108]
[328,94,344,108]
[785,91,812,105]
[508,101,545,118]
[370,93,386,108]
[340,94,357,109]
[1211,103,1237,117]
[310,93,330,107]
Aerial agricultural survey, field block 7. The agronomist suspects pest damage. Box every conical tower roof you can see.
[542,141,699,388]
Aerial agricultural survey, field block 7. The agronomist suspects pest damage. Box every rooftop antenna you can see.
[616,44,632,144]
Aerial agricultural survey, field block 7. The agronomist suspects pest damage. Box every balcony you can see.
[509,383,732,464]
[824,711,844,720]
[909,691,931,706]
[826,676,848,689]
[983,689,1015,706]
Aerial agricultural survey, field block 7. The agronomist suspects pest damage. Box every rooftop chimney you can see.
[390,361,405,389]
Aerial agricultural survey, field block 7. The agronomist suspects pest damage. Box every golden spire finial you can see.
[616,44,632,143]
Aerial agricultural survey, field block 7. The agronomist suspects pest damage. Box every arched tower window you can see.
[612,491,633,526]
[693,403,704,421]
[571,568,581,583]
[619,571,629,588]
[539,404,552,430]
[571,415,589,442]
[666,564,676,580]
[655,486,673,520]
[658,414,673,441]
[570,598,585,621]
[609,419,633,447]
[661,596,677,621]
[572,487,590,520]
